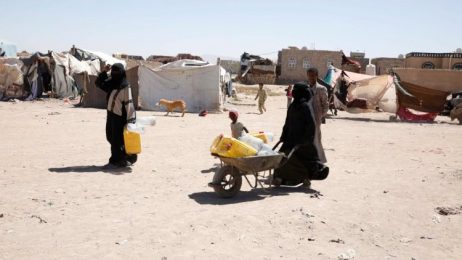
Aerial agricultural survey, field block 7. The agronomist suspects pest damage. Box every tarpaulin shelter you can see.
[393,68,462,93]
[0,58,24,100]
[333,74,398,114]
[70,47,135,108]
[0,41,17,58]
[394,75,449,113]
[71,47,126,68]
[138,59,223,112]
[324,66,397,113]
[77,66,140,109]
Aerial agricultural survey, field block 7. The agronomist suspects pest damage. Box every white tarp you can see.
[51,52,100,76]
[138,60,222,112]
[334,75,397,114]
[0,41,17,58]
[84,50,126,68]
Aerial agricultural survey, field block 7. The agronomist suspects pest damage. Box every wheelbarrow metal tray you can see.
[219,154,284,173]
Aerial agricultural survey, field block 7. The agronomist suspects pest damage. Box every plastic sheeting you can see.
[397,107,438,122]
[333,75,398,114]
[84,50,126,68]
[51,52,99,76]
[0,41,17,58]
[138,61,222,112]
[324,66,374,88]
[395,78,449,113]
[0,62,24,99]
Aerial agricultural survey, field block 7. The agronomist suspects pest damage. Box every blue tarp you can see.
[0,41,17,58]
[323,65,335,86]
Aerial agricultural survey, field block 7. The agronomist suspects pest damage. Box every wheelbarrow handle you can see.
[272,141,282,151]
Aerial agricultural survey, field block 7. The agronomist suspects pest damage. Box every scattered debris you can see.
[399,237,412,243]
[329,238,345,244]
[307,238,315,242]
[435,206,461,216]
[338,249,356,260]
[31,215,47,224]
[115,239,128,245]
[48,112,61,115]
[383,190,389,194]
[432,215,441,223]
[420,236,434,240]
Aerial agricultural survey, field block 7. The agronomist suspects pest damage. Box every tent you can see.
[333,74,398,114]
[78,66,140,109]
[0,59,24,100]
[394,76,449,113]
[393,68,462,93]
[71,47,126,68]
[0,41,17,58]
[138,59,223,112]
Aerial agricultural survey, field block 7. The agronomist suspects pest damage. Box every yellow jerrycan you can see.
[124,127,141,155]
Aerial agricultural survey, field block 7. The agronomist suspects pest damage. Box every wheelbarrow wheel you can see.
[212,165,242,198]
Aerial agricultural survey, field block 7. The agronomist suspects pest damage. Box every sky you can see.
[1,0,461,61]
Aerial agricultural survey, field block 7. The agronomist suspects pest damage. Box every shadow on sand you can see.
[188,187,321,205]
[333,116,440,124]
[200,164,221,174]
[48,165,132,175]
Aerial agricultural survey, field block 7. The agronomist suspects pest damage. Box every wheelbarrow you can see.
[208,153,284,198]
[208,142,329,198]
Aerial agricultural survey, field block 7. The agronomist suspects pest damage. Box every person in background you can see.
[285,84,293,108]
[96,63,137,169]
[255,83,267,114]
[306,67,328,163]
[229,109,249,139]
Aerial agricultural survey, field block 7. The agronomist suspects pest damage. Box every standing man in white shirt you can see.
[306,67,328,163]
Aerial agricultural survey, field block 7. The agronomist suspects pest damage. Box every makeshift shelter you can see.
[0,41,17,58]
[393,68,462,93]
[77,66,140,109]
[70,47,137,108]
[71,47,126,68]
[238,52,275,84]
[333,74,398,113]
[138,59,223,112]
[0,59,24,100]
[394,75,449,113]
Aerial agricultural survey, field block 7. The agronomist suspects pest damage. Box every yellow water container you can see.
[251,132,268,144]
[210,135,257,158]
[124,127,141,155]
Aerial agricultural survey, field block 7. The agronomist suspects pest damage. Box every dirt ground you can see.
[0,93,461,260]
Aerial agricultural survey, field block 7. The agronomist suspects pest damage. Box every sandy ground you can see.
[0,94,461,260]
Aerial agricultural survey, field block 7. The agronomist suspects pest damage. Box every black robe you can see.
[95,63,136,166]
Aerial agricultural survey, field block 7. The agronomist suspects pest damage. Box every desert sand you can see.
[0,89,461,260]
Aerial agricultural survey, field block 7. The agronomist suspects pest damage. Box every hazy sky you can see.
[1,0,461,60]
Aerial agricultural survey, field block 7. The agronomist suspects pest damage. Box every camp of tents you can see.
[1,43,461,122]
[0,46,231,113]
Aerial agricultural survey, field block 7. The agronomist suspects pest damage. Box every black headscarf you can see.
[109,63,129,89]
[280,82,318,156]
[292,83,313,104]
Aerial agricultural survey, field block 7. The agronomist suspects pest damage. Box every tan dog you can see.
[156,99,186,117]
